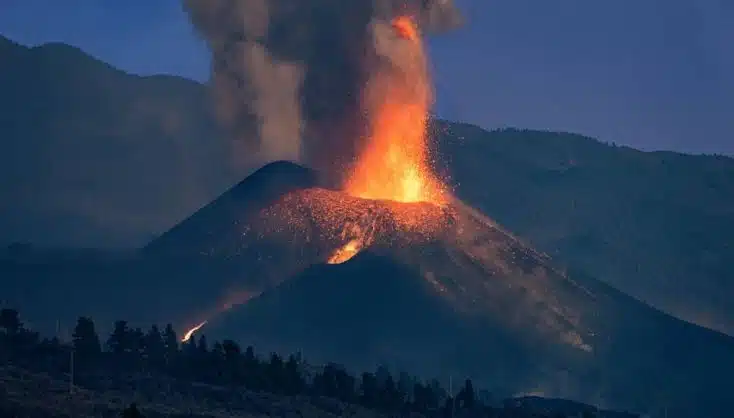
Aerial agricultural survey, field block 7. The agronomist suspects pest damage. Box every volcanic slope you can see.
[144,160,320,257]
[0,162,323,338]
[3,36,733,336]
[149,161,733,418]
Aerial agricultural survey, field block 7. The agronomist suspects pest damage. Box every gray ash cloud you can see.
[182,0,461,184]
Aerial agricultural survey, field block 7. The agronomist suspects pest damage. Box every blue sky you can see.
[1,0,732,155]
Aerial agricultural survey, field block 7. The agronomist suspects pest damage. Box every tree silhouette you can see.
[359,372,379,408]
[333,365,356,403]
[0,308,21,335]
[397,371,414,402]
[182,334,197,356]
[457,378,476,410]
[266,352,285,393]
[143,325,165,366]
[380,372,402,412]
[161,324,178,368]
[0,307,601,418]
[196,335,208,355]
[72,316,101,360]
[107,320,131,356]
[283,354,305,395]
[413,381,440,413]
[218,339,241,384]
[130,327,145,358]
[241,345,261,389]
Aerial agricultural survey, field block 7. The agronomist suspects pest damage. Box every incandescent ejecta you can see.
[180,0,463,339]
[182,0,462,186]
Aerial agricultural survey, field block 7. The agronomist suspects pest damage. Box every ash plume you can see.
[182,0,462,185]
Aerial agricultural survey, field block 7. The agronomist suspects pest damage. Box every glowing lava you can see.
[182,320,207,343]
[392,15,419,41]
[327,239,362,264]
[180,290,260,342]
[345,16,445,206]
[328,16,446,264]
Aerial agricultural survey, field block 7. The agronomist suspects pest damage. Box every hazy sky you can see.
[1,0,732,155]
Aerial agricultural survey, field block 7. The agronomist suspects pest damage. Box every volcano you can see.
[146,161,732,418]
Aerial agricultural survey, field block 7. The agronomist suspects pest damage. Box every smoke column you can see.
[182,0,462,185]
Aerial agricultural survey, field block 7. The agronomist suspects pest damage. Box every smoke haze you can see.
[182,0,462,185]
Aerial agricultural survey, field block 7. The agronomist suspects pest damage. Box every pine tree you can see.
[197,335,208,355]
[313,363,339,398]
[360,372,379,408]
[182,335,197,357]
[72,317,101,360]
[413,382,433,413]
[266,352,284,392]
[0,308,21,336]
[220,339,241,384]
[143,325,165,366]
[243,345,256,365]
[242,345,260,389]
[397,371,413,403]
[457,378,476,410]
[334,366,356,403]
[221,339,241,361]
[130,327,145,357]
[106,320,131,355]
[162,324,178,366]
[210,341,225,382]
[284,354,305,395]
[380,373,401,412]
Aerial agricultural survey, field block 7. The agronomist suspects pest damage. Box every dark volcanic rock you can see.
[162,164,733,418]
[144,161,320,257]
[4,160,733,418]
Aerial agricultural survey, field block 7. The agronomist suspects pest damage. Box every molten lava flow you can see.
[180,290,260,343]
[182,320,207,343]
[345,16,445,206]
[325,220,377,264]
[327,239,362,264]
[328,16,446,264]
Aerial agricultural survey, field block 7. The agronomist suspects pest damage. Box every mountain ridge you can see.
[1,33,733,335]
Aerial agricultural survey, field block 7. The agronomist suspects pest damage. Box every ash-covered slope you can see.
[0,163,322,337]
[144,160,319,257]
[204,244,733,418]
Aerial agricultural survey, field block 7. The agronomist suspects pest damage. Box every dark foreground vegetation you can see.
[0,308,636,417]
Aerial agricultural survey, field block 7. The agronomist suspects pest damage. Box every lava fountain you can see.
[345,16,445,205]
[328,16,448,264]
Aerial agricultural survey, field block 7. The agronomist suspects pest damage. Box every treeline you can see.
[0,308,588,418]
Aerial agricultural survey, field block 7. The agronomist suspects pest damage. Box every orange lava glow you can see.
[326,238,363,264]
[180,290,259,342]
[344,16,446,206]
[181,320,207,342]
[392,16,419,41]
[329,16,446,264]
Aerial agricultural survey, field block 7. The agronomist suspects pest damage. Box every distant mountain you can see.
[0,35,236,248]
[434,123,734,334]
[1,34,733,336]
